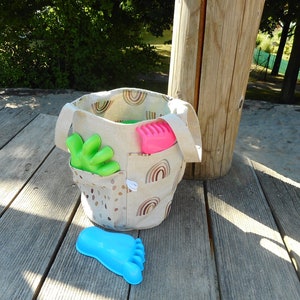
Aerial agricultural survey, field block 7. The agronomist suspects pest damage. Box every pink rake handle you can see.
[136,120,177,154]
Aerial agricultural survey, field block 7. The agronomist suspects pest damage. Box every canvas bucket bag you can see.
[55,88,202,231]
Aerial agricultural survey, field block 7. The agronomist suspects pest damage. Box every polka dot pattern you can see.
[69,144,185,231]
[71,168,128,230]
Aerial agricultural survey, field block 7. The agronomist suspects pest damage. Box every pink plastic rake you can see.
[136,120,176,154]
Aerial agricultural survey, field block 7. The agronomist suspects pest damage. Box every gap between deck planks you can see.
[37,178,218,300]
[0,113,56,215]
[0,147,80,299]
[252,161,300,279]
[37,153,300,299]
[0,107,38,149]
[1,111,299,299]
[206,153,300,299]
[0,112,80,299]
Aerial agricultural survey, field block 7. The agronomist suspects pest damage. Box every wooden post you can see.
[168,0,265,179]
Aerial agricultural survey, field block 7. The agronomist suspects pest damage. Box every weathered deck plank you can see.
[38,180,218,299]
[206,154,300,299]
[0,107,37,149]
[37,204,132,300]
[0,148,80,300]
[1,112,299,299]
[252,161,300,279]
[130,180,219,299]
[0,114,56,214]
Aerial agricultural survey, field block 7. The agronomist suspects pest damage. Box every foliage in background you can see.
[126,0,174,37]
[256,30,294,58]
[259,0,300,103]
[0,0,173,91]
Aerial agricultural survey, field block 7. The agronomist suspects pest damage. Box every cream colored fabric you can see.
[55,88,202,230]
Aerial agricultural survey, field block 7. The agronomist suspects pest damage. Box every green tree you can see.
[281,22,300,104]
[260,0,300,103]
[281,0,300,104]
[260,0,295,76]
[0,0,172,91]
[127,0,174,37]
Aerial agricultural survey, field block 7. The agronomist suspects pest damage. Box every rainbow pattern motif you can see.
[145,159,170,183]
[67,88,188,230]
[91,100,112,114]
[145,110,157,120]
[136,197,161,216]
[123,89,147,105]
[165,201,172,218]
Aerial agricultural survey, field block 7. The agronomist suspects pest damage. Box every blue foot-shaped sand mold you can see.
[76,226,145,285]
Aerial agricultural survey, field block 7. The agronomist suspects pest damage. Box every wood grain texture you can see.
[252,161,300,279]
[38,180,218,300]
[0,148,80,299]
[37,205,132,300]
[168,0,265,179]
[168,0,203,180]
[168,0,202,107]
[206,154,300,299]
[130,180,219,299]
[0,107,37,149]
[1,112,299,299]
[217,0,267,177]
[196,0,243,177]
[195,0,265,178]
[0,114,57,214]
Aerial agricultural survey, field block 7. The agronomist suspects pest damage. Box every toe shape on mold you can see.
[76,226,145,285]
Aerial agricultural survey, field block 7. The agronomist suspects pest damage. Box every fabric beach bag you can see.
[55,88,202,231]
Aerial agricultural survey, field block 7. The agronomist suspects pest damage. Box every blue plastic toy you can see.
[76,227,145,285]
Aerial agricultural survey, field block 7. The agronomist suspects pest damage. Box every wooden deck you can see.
[1,107,300,299]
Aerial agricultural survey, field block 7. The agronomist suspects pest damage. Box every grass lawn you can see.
[138,31,300,105]
[246,65,300,104]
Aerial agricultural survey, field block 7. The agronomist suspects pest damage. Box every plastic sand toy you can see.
[136,120,176,154]
[66,133,120,176]
[76,226,145,285]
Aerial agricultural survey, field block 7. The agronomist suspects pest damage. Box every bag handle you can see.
[160,102,202,162]
[55,98,202,162]
[55,103,78,152]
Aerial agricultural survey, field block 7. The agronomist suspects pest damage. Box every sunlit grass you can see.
[247,64,300,104]
[140,31,300,104]
[142,29,172,45]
